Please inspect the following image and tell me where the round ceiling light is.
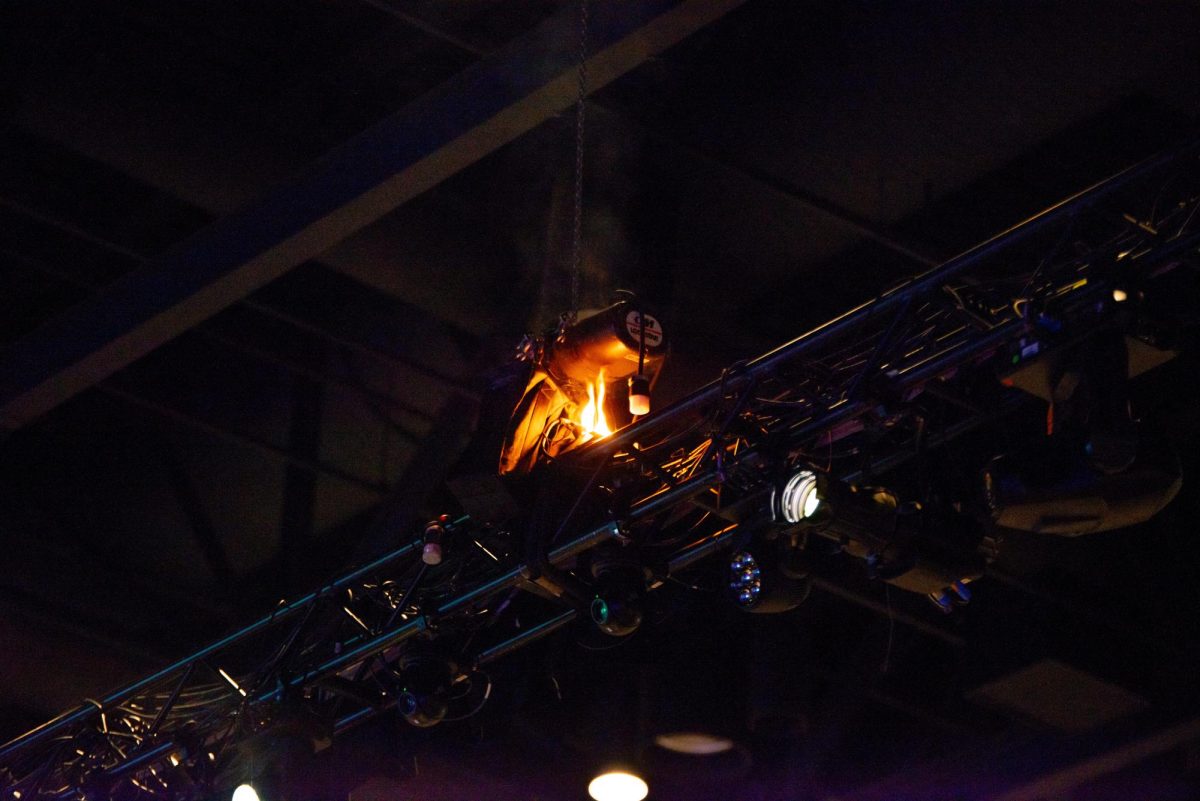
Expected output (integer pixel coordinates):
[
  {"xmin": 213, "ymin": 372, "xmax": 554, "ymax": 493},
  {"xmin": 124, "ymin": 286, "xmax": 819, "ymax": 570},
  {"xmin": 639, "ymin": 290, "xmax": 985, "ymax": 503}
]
[
  {"xmin": 654, "ymin": 731, "xmax": 736, "ymax": 755},
  {"xmin": 231, "ymin": 785, "xmax": 261, "ymax": 801},
  {"xmin": 588, "ymin": 770, "xmax": 649, "ymax": 801}
]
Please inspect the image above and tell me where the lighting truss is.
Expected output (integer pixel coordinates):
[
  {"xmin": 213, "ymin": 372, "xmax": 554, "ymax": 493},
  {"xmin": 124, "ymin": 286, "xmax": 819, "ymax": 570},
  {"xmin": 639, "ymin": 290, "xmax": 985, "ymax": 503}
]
[{"xmin": 3, "ymin": 139, "xmax": 1200, "ymax": 799}]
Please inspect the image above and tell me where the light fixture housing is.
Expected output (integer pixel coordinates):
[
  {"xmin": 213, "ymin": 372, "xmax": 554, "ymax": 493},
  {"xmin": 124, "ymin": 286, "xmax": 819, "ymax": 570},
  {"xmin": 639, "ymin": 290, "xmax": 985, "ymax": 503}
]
[
  {"xmin": 726, "ymin": 536, "xmax": 811, "ymax": 614},
  {"xmin": 588, "ymin": 547, "xmax": 645, "ymax": 637},
  {"xmin": 391, "ymin": 647, "xmax": 459, "ymax": 727}
]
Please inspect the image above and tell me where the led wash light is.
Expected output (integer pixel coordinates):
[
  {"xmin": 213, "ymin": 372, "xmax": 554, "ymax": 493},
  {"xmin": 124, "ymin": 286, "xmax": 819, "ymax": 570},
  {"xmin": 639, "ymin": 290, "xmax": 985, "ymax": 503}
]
[{"xmin": 728, "ymin": 551, "xmax": 763, "ymax": 608}]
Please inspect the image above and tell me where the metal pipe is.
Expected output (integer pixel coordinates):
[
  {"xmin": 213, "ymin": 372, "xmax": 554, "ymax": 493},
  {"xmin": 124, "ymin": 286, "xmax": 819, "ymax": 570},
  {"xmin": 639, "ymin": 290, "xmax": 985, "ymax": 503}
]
[
  {"xmin": 580, "ymin": 139, "xmax": 1197, "ymax": 459},
  {"xmin": 809, "ymin": 577, "xmax": 964, "ymax": 647},
  {"xmin": 0, "ymin": 539, "xmax": 420, "ymax": 761},
  {"xmin": 437, "ymin": 521, "xmax": 620, "ymax": 615},
  {"xmin": 667, "ymin": 528, "xmax": 738, "ymax": 574},
  {"xmin": 146, "ymin": 662, "xmax": 195, "ymax": 740},
  {"xmin": 476, "ymin": 610, "xmax": 578, "ymax": 666},
  {"xmin": 281, "ymin": 616, "xmax": 427, "ymax": 693}
]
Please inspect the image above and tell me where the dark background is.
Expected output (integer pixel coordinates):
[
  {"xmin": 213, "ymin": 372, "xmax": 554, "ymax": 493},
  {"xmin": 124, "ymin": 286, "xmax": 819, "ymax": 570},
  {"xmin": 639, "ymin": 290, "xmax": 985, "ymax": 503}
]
[{"xmin": 1, "ymin": 2, "xmax": 1199, "ymax": 798}]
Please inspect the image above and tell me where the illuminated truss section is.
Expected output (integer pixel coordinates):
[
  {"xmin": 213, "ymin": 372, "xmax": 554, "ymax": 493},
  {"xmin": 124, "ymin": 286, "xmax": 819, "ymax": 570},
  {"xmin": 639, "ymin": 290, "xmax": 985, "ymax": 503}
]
[{"xmin": 3, "ymin": 140, "xmax": 1200, "ymax": 800}]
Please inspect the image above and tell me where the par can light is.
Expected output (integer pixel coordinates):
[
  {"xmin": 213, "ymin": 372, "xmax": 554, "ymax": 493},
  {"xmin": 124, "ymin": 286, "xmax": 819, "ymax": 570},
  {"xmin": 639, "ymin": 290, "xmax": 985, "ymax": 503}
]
[
  {"xmin": 728, "ymin": 551, "xmax": 763, "ymax": 608},
  {"xmin": 774, "ymin": 469, "xmax": 823, "ymax": 524}
]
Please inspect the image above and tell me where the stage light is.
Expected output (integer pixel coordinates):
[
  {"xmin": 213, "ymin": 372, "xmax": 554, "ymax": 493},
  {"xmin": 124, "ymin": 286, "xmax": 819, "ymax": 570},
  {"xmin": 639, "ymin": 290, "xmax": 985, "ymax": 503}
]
[
  {"xmin": 588, "ymin": 771, "xmax": 649, "ymax": 801},
  {"xmin": 726, "ymin": 538, "xmax": 811, "ymax": 614},
  {"xmin": 231, "ymin": 784, "xmax": 260, "ymax": 801},
  {"xmin": 588, "ymin": 547, "xmax": 645, "ymax": 637},
  {"xmin": 392, "ymin": 648, "xmax": 458, "ymax": 728},
  {"xmin": 728, "ymin": 551, "xmax": 763, "ymax": 608},
  {"xmin": 984, "ymin": 433, "xmax": 1181, "ymax": 535},
  {"xmin": 773, "ymin": 469, "xmax": 822, "ymax": 523},
  {"xmin": 1112, "ymin": 287, "xmax": 1129, "ymax": 303},
  {"xmin": 498, "ymin": 298, "xmax": 668, "ymax": 475}
]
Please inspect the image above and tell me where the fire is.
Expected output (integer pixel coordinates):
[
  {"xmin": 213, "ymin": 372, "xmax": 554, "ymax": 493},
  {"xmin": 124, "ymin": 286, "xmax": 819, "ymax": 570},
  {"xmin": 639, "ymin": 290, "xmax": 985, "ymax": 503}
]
[{"xmin": 578, "ymin": 369, "xmax": 612, "ymax": 441}]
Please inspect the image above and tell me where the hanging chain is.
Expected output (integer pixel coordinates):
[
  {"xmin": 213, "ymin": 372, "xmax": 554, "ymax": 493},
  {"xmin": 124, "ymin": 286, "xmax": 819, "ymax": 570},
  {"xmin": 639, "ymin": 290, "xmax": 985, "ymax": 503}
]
[{"xmin": 567, "ymin": 0, "xmax": 590, "ymax": 325}]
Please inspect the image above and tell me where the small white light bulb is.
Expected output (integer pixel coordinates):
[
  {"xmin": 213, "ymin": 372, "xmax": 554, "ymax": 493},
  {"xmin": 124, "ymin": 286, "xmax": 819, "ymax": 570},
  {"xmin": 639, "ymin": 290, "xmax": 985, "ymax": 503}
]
[
  {"xmin": 422, "ymin": 541, "xmax": 443, "ymax": 565},
  {"xmin": 628, "ymin": 374, "xmax": 651, "ymax": 416}
]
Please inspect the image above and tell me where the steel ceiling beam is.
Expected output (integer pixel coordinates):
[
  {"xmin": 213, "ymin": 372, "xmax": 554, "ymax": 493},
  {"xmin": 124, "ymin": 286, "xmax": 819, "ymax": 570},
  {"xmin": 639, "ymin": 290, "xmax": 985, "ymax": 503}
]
[
  {"xmin": 370, "ymin": 1, "xmax": 945, "ymax": 269},
  {"xmin": 990, "ymin": 718, "xmax": 1200, "ymax": 801},
  {"xmin": 0, "ymin": 0, "xmax": 749, "ymax": 431}
]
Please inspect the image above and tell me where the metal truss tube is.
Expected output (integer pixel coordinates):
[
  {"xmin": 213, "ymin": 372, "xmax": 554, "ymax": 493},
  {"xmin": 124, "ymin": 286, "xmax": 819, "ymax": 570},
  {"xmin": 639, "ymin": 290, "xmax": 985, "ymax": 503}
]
[
  {"xmin": 588, "ymin": 139, "xmax": 1198, "ymax": 458},
  {"xmin": 281, "ymin": 616, "xmax": 428, "ymax": 695},
  {"xmin": 437, "ymin": 522, "xmax": 620, "ymax": 616},
  {"xmin": 667, "ymin": 527, "xmax": 739, "ymax": 574},
  {"xmin": 0, "ymin": 539, "xmax": 420, "ymax": 762},
  {"xmin": 476, "ymin": 610, "xmax": 579, "ymax": 666}
]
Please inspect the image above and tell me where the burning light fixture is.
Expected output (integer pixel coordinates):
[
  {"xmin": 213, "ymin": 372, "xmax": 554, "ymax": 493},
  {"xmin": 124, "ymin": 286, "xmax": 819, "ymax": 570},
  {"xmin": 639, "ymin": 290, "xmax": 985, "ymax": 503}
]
[
  {"xmin": 579, "ymin": 368, "xmax": 613, "ymax": 442},
  {"xmin": 499, "ymin": 298, "xmax": 667, "ymax": 475}
]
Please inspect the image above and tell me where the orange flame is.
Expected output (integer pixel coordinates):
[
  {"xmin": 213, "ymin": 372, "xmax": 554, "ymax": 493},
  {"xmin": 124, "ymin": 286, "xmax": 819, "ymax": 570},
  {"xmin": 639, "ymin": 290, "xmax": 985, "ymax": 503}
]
[{"xmin": 578, "ymin": 369, "xmax": 612, "ymax": 441}]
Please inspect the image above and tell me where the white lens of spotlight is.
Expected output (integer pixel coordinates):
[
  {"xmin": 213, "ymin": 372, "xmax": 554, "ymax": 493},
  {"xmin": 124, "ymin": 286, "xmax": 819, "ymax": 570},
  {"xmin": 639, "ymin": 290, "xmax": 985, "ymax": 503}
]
[
  {"xmin": 779, "ymin": 470, "xmax": 820, "ymax": 523},
  {"xmin": 1112, "ymin": 288, "xmax": 1128, "ymax": 303},
  {"xmin": 232, "ymin": 784, "xmax": 261, "ymax": 801},
  {"xmin": 588, "ymin": 771, "xmax": 649, "ymax": 801}
]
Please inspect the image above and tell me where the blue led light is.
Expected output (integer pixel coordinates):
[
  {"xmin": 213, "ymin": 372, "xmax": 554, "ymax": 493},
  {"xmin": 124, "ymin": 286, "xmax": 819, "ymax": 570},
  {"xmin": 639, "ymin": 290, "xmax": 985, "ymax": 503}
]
[{"xmin": 729, "ymin": 552, "xmax": 763, "ymax": 608}]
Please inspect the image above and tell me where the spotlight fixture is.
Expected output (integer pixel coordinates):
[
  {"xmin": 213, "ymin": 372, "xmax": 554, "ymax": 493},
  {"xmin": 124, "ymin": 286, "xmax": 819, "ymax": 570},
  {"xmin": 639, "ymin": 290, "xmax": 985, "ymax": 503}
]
[
  {"xmin": 588, "ymin": 771, "xmax": 649, "ymax": 801},
  {"xmin": 499, "ymin": 297, "xmax": 668, "ymax": 475},
  {"xmin": 588, "ymin": 547, "xmax": 645, "ymax": 637},
  {"xmin": 391, "ymin": 647, "xmax": 459, "ymax": 728},
  {"xmin": 765, "ymin": 466, "xmax": 991, "ymax": 600},
  {"xmin": 773, "ymin": 469, "xmax": 823, "ymax": 523},
  {"xmin": 988, "ymin": 331, "xmax": 1181, "ymax": 535},
  {"xmin": 984, "ymin": 432, "xmax": 1181, "ymax": 535}
]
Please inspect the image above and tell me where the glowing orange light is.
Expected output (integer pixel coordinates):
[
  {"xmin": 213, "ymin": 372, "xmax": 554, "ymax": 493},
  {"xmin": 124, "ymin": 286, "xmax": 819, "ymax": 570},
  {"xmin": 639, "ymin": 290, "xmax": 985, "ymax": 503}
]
[{"xmin": 578, "ymin": 369, "xmax": 612, "ymax": 441}]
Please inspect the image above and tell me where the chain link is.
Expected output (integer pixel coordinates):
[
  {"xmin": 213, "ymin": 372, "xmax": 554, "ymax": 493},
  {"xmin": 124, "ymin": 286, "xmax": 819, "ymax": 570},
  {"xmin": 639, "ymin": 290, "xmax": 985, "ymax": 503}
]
[{"xmin": 568, "ymin": 0, "xmax": 589, "ymax": 324}]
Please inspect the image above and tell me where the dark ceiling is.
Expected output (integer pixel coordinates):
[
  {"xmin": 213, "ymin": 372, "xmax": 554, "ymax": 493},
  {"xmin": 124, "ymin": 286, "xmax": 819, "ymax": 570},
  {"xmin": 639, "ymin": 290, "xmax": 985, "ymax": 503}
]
[{"xmin": 2, "ymin": 1, "xmax": 1200, "ymax": 799}]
